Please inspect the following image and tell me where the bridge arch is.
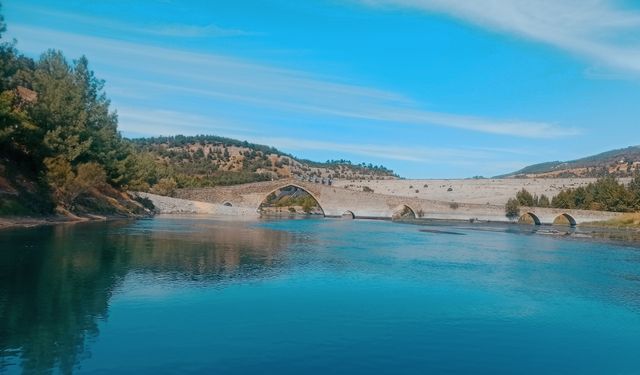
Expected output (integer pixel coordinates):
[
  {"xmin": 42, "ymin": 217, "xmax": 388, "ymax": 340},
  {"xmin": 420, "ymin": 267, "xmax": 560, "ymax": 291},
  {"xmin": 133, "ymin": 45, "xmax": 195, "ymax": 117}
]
[
  {"xmin": 223, "ymin": 201, "xmax": 233, "ymax": 207},
  {"xmin": 553, "ymin": 213, "xmax": 577, "ymax": 227},
  {"xmin": 342, "ymin": 210, "xmax": 355, "ymax": 219},
  {"xmin": 518, "ymin": 212, "xmax": 541, "ymax": 225},
  {"xmin": 257, "ymin": 184, "xmax": 325, "ymax": 216},
  {"xmin": 392, "ymin": 204, "xmax": 416, "ymax": 220}
]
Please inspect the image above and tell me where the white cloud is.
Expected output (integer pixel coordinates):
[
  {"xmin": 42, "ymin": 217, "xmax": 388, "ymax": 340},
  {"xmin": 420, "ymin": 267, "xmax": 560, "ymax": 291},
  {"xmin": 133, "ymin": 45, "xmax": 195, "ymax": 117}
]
[
  {"xmin": 7, "ymin": 24, "xmax": 575, "ymax": 139},
  {"xmin": 359, "ymin": 0, "xmax": 640, "ymax": 75},
  {"xmin": 118, "ymin": 106, "xmax": 525, "ymax": 166},
  {"xmin": 12, "ymin": 4, "xmax": 252, "ymax": 38}
]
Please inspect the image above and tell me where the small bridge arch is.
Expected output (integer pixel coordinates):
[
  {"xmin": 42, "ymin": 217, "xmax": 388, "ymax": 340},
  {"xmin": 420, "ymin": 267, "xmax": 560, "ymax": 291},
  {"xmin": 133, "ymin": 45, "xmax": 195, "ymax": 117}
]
[
  {"xmin": 392, "ymin": 204, "xmax": 416, "ymax": 220},
  {"xmin": 553, "ymin": 213, "xmax": 577, "ymax": 227},
  {"xmin": 342, "ymin": 210, "xmax": 355, "ymax": 219},
  {"xmin": 519, "ymin": 212, "xmax": 541, "ymax": 225}
]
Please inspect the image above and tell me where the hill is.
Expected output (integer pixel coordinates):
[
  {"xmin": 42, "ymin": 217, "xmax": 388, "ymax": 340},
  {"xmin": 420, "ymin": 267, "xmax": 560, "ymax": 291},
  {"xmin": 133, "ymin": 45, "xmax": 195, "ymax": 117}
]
[
  {"xmin": 498, "ymin": 146, "xmax": 640, "ymax": 178},
  {"xmin": 129, "ymin": 135, "xmax": 398, "ymax": 189}
]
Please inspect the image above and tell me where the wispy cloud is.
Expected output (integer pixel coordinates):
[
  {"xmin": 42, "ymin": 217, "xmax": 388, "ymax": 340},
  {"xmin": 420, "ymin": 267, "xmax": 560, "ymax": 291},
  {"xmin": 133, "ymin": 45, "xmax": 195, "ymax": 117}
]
[
  {"xmin": 119, "ymin": 106, "xmax": 508, "ymax": 165},
  {"xmin": 8, "ymin": 24, "xmax": 574, "ymax": 139},
  {"xmin": 359, "ymin": 0, "xmax": 640, "ymax": 75},
  {"xmin": 13, "ymin": 4, "xmax": 252, "ymax": 38}
]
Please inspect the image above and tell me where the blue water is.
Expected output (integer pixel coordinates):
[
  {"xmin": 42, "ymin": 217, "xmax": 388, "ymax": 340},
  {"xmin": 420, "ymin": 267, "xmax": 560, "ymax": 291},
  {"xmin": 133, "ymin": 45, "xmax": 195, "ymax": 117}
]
[{"xmin": 1, "ymin": 217, "xmax": 640, "ymax": 374}]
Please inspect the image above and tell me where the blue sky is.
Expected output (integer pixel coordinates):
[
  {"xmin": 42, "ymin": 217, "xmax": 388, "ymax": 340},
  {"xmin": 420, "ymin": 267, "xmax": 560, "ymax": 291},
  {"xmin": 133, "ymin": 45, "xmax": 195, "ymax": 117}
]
[{"xmin": 4, "ymin": 0, "xmax": 640, "ymax": 178}]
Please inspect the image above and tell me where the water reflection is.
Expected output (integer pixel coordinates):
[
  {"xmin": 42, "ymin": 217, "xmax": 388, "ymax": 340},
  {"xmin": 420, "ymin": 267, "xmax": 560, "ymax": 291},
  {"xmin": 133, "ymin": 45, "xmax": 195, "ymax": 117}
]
[
  {"xmin": 0, "ymin": 217, "xmax": 295, "ymax": 374},
  {"xmin": 2, "ymin": 217, "xmax": 640, "ymax": 374}
]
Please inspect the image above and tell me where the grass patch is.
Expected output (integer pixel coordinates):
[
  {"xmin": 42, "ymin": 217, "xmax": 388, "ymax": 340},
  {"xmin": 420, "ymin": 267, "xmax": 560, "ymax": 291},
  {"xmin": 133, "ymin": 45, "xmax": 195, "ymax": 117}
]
[{"xmin": 585, "ymin": 213, "xmax": 640, "ymax": 228}]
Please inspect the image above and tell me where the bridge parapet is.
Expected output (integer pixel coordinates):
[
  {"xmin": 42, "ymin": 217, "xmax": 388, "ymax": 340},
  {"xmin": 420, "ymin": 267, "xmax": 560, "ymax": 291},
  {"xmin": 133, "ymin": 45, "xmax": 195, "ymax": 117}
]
[{"xmin": 173, "ymin": 179, "xmax": 624, "ymax": 224}]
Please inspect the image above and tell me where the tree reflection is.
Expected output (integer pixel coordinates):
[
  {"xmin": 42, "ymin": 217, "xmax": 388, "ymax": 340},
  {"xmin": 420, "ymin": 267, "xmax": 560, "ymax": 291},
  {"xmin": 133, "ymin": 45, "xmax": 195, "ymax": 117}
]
[{"xmin": 0, "ymin": 218, "xmax": 293, "ymax": 374}]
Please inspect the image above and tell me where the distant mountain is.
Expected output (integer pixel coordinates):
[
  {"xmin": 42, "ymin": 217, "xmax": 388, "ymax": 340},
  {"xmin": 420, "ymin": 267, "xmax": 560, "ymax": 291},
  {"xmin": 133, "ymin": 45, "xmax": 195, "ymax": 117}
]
[
  {"xmin": 130, "ymin": 135, "xmax": 399, "ymax": 187},
  {"xmin": 497, "ymin": 146, "xmax": 640, "ymax": 178}
]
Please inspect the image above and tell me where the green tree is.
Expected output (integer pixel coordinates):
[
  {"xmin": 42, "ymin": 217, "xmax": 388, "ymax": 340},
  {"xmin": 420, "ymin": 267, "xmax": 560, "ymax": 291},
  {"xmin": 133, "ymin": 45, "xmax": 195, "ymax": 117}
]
[
  {"xmin": 537, "ymin": 194, "xmax": 550, "ymax": 208},
  {"xmin": 73, "ymin": 55, "xmax": 124, "ymax": 182},
  {"xmin": 505, "ymin": 198, "xmax": 520, "ymax": 220},
  {"xmin": 516, "ymin": 188, "xmax": 534, "ymax": 206},
  {"xmin": 32, "ymin": 50, "xmax": 91, "ymax": 163},
  {"xmin": 628, "ymin": 173, "xmax": 640, "ymax": 209}
]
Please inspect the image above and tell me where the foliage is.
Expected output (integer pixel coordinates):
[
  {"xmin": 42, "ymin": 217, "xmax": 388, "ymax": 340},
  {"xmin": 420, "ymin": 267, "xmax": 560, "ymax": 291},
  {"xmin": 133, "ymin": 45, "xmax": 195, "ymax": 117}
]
[
  {"xmin": 505, "ymin": 198, "xmax": 520, "ymax": 220},
  {"xmin": 509, "ymin": 177, "xmax": 640, "ymax": 213},
  {"xmin": 537, "ymin": 194, "xmax": 550, "ymax": 207},
  {"xmin": 516, "ymin": 188, "xmax": 534, "ymax": 206},
  {"xmin": 150, "ymin": 177, "xmax": 177, "ymax": 197}
]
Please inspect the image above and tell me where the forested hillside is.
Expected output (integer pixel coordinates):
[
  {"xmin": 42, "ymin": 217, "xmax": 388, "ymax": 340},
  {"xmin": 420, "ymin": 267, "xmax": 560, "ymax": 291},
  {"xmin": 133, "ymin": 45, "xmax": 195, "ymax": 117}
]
[
  {"xmin": 499, "ymin": 146, "xmax": 640, "ymax": 178},
  {"xmin": 0, "ymin": 6, "xmax": 154, "ymax": 217},
  {"xmin": 0, "ymin": 6, "xmax": 396, "ymax": 217},
  {"xmin": 130, "ymin": 135, "xmax": 398, "ymax": 190}
]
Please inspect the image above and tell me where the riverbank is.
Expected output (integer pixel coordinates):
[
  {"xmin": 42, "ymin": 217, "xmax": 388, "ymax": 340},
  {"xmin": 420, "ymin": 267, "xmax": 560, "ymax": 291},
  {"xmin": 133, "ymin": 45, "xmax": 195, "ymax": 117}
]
[{"xmin": 0, "ymin": 211, "xmax": 152, "ymax": 231}]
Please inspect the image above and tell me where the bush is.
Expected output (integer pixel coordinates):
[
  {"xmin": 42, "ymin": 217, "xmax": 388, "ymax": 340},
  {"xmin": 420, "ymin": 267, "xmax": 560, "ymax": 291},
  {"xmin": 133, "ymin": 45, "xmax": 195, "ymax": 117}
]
[
  {"xmin": 505, "ymin": 198, "xmax": 520, "ymax": 220},
  {"xmin": 151, "ymin": 177, "xmax": 177, "ymax": 197},
  {"xmin": 362, "ymin": 186, "xmax": 374, "ymax": 193},
  {"xmin": 449, "ymin": 202, "xmax": 459, "ymax": 210},
  {"xmin": 44, "ymin": 159, "xmax": 107, "ymax": 209}
]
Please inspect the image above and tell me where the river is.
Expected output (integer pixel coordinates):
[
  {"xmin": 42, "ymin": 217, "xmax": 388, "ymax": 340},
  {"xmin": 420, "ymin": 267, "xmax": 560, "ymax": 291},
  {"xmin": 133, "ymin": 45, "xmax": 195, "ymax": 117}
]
[{"xmin": 1, "ymin": 216, "xmax": 640, "ymax": 374}]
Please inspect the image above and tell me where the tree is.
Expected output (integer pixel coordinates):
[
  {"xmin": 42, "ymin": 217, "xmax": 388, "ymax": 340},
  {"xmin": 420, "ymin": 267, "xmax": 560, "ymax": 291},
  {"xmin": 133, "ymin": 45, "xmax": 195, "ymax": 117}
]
[
  {"xmin": 73, "ymin": 55, "xmax": 124, "ymax": 182},
  {"xmin": 32, "ymin": 50, "xmax": 91, "ymax": 164},
  {"xmin": 516, "ymin": 188, "xmax": 534, "ymax": 206},
  {"xmin": 538, "ymin": 194, "xmax": 550, "ymax": 208},
  {"xmin": 505, "ymin": 198, "xmax": 520, "ymax": 220},
  {"xmin": 44, "ymin": 158, "xmax": 106, "ymax": 209},
  {"xmin": 628, "ymin": 173, "xmax": 640, "ymax": 209}
]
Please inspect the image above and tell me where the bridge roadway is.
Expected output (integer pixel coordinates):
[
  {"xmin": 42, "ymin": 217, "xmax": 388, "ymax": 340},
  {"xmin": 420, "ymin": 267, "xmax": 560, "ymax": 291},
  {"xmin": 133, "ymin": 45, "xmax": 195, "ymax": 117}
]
[{"xmin": 156, "ymin": 178, "xmax": 623, "ymax": 225}]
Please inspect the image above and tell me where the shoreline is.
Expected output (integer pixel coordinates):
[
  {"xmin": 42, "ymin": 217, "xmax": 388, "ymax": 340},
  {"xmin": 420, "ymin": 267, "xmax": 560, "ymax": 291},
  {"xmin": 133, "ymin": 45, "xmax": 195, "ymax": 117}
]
[{"xmin": 0, "ymin": 213, "xmax": 149, "ymax": 231}]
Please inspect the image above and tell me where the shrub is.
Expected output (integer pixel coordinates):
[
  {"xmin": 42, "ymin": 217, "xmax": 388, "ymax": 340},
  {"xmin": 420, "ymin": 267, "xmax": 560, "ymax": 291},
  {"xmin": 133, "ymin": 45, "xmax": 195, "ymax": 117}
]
[
  {"xmin": 362, "ymin": 186, "xmax": 374, "ymax": 193},
  {"xmin": 449, "ymin": 202, "xmax": 459, "ymax": 210},
  {"xmin": 151, "ymin": 177, "xmax": 177, "ymax": 197},
  {"xmin": 505, "ymin": 198, "xmax": 520, "ymax": 220},
  {"xmin": 44, "ymin": 159, "xmax": 107, "ymax": 209}
]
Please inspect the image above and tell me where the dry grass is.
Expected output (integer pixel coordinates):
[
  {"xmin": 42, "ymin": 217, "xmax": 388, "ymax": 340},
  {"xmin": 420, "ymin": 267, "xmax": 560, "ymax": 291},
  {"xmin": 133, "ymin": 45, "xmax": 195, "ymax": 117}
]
[{"xmin": 585, "ymin": 213, "xmax": 640, "ymax": 228}]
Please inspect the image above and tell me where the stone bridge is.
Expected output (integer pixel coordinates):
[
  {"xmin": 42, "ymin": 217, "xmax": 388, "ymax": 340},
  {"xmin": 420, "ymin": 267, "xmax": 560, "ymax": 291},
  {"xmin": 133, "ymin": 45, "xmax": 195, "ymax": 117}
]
[{"xmin": 156, "ymin": 178, "xmax": 623, "ymax": 226}]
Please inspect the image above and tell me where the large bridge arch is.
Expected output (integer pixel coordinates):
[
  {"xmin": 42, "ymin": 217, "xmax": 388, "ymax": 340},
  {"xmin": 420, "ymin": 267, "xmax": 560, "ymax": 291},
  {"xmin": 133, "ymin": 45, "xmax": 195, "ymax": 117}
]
[
  {"xmin": 519, "ymin": 212, "xmax": 541, "ymax": 225},
  {"xmin": 257, "ymin": 184, "xmax": 325, "ymax": 216}
]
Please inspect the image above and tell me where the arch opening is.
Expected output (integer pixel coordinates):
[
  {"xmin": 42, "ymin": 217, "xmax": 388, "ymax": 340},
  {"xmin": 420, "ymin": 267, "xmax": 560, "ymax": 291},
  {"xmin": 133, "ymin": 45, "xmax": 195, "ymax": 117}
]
[
  {"xmin": 258, "ymin": 185, "xmax": 325, "ymax": 217},
  {"xmin": 223, "ymin": 202, "xmax": 233, "ymax": 207},
  {"xmin": 392, "ymin": 204, "xmax": 416, "ymax": 220},
  {"xmin": 341, "ymin": 210, "xmax": 355, "ymax": 219},
  {"xmin": 518, "ymin": 212, "xmax": 541, "ymax": 225},
  {"xmin": 553, "ymin": 213, "xmax": 577, "ymax": 227}
]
